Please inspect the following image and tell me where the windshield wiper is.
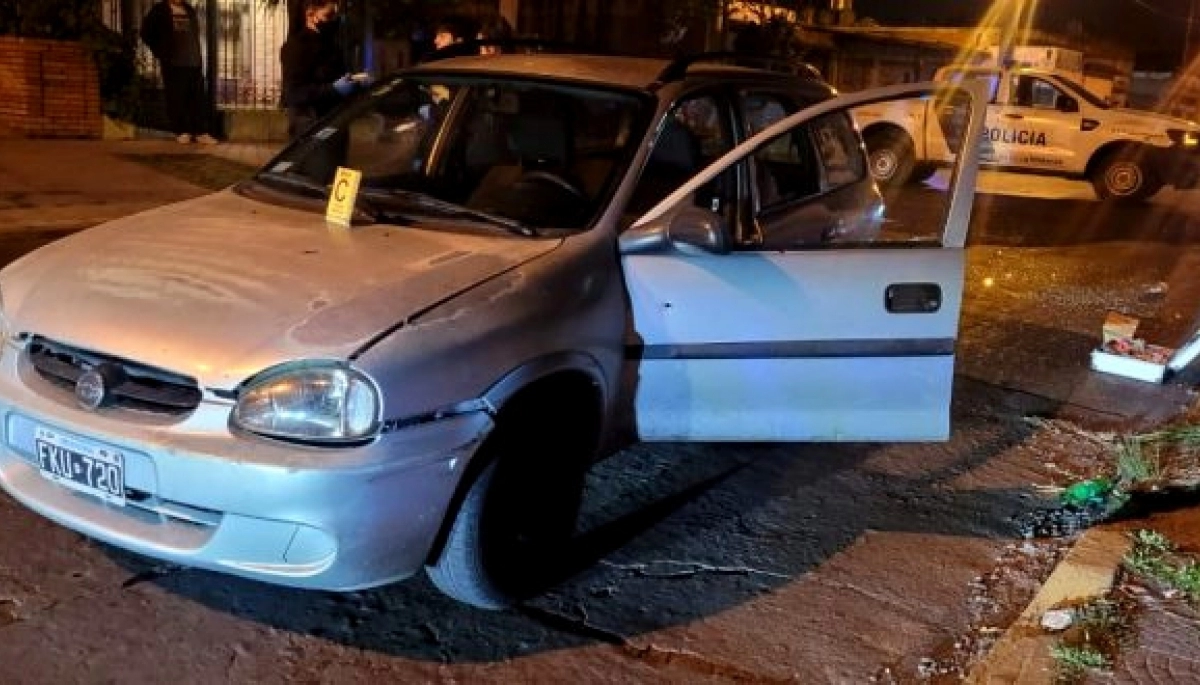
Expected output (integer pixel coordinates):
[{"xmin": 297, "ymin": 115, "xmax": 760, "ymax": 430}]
[
  {"xmin": 358, "ymin": 188, "xmax": 537, "ymax": 237},
  {"xmin": 254, "ymin": 170, "xmax": 381, "ymax": 222},
  {"xmin": 254, "ymin": 170, "xmax": 330, "ymax": 198}
]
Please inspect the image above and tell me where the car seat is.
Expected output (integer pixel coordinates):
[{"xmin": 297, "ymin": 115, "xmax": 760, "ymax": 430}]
[{"xmin": 467, "ymin": 94, "xmax": 589, "ymax": 227}]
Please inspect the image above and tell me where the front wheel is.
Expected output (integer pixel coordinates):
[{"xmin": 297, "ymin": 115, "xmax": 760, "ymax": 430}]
[
  {"xmin": 426, "ymin": 421, "xmax": 586, "ymax": 610},
  {"xmin": 1091, "ymin": 151, "xmax": 1162, "ymax": 202}
]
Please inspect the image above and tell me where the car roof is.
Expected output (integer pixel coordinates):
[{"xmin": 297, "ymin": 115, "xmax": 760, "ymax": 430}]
[
  {"xmin": 940, "ymin": 65, "xmax": 1070, "ymax": 79},
  {"xmin": 409, "ymin": 53, "xmax": 831, "ymax": 95}
]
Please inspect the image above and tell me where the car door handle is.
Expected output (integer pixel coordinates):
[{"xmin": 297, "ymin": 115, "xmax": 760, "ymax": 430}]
[
  {"xmin": 1003, "ymin": 112, "xmax": 1024, "ymax": 120},
  {"xmin": 885, "ymin": 283, "xmax": 942, "ymax": 313}
]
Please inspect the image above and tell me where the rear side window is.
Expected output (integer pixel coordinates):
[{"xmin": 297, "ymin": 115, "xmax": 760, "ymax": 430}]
[
  {"xmin": 740, "ymin": 92, "xmax": 865, "ymax": 211},
  {"xmin": 741, "ymin": 92, "xmax": 819, "ymax": 209},
  {"xmin": 811, "ymin": 113, "xmax": 865, "ymax": 190}
]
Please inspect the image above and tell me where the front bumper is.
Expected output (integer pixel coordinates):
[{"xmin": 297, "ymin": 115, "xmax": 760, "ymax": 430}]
[{"xmin": 0, "ymin": 345, "xmax": 491, "ymax": 591}]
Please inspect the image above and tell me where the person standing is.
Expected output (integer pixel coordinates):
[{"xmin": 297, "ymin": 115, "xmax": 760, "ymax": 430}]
[
  {"xmin": 280, "ymin": 0, "xmax": 361, "ymax": 139},
  {"xmin": 140, "ymin": 0, "xmax": 218, "ymax": 145},
  {"xmin": 418, "ymin": 15, "xmax": 476, "ymax": 62},
  {"xmin": 476, "ymin": 15, "xmax": 513, "ymax": 55}
]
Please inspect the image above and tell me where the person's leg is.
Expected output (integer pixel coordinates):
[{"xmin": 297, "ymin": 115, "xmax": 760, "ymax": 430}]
[
  {"xmin": 287, "ymin": 107, "xmax": 316, "ymax": 139},
  {"xmin": 161, "ymin": 66, "xmax": 191, "ymax": 142},
  {"xmin": 183, "ymin": 67, "xmax": 218, "ymax": 144}
]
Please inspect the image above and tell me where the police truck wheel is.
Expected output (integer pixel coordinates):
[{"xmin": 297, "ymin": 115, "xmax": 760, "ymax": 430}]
[
  {"xmin": 865, "ymin": 129, "xmax": 916, "ymax": 189},
  {"xmin": 1092, "ymin": 152, "xmax": 1161, "ymax": 202}
]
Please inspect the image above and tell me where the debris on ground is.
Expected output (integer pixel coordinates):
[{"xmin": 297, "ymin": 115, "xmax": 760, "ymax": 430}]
[
  {"xmin": 1060, "ymin": 478, "xmax": 1113, "ymax": 508},
  {"xmin": 1040, "ymin": 608, "xmax": 1074, "ymax": 631}
]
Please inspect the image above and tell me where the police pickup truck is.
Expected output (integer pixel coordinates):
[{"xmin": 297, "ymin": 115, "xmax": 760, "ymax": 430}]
[{"xmin": 854, "ymin": 64, "xmax": 1200, "ymax": 202}]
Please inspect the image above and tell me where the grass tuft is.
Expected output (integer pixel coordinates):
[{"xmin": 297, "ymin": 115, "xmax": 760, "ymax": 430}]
[
  {"xmin": 1114, "ymin": 437, "xmax": 1161, "ymax": 489},
  {"xmin": 1049, "ymin": 597, "xmax": 1131, "ymax": 683},
  {"xmin": 1124, "ymin": 529, "xmax": 1200, "ymax": 602},
  {"xmin": 1050, "ymin": 643, "xmax": 1109, "ymax": 682}
]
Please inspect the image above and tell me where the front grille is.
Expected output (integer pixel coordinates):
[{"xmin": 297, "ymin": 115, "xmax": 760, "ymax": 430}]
[{"xmin": 27, "ymin": 336, "xmax": 203, "ymax": 415}]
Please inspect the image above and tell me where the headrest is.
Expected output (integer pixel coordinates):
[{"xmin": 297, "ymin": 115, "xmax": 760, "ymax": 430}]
[{"xmin": 508, "ymin": 94, "xmax": 571, "ymax": 167}]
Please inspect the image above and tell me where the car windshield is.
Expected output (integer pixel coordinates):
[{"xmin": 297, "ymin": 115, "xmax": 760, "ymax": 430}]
[{"xmin": 253, "ymin": 74, "xmax": 649, "ymax": 233}]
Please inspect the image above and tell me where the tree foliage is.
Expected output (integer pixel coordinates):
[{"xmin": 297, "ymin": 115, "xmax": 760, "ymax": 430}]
[{"xmin": 0, "ymin": 0, "xmax": 104, "ymax": 39}]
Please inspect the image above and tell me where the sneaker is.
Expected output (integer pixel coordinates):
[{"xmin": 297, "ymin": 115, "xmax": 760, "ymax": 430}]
[
  {"xmin": 194, "ymin": 134, "xmax": 219, "ymax": 145},
  {"xmin": 176, "ymin": 133, "xmax": 193, "ymax": 144}
]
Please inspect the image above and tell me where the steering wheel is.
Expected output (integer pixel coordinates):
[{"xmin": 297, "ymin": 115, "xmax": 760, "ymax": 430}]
[{"xmin": 521, "ymin": 170, "xmax": 585, "ymax": 200}]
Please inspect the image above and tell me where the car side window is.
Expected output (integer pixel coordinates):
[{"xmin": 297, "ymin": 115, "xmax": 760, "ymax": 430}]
[
  {"xmin": 812, "ymin": 113, "xmax": 866, "ymax": 191},
  {"xmin": 624, "ymin": 93, "xmax": 736, "ymax": 224},
  {"xmin": 741, "ymin": 92, "xmax": 820, "ymax": 212},
  {"xmin": 1012, "ymin": 76, "xmax": 1063, "ymax": 109},
  {"xmin": 743, "ymin": 93, "xmax": 872, "ymax": 211},
  {"xmin": 741, "ymin": 91, "xmax": 881, "ymax": 250}
]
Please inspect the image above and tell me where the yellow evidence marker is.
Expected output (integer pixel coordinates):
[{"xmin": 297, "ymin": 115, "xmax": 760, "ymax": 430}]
[{"xmin": 325, "ymin": 166, "xmax": 363, "ymax": 227}]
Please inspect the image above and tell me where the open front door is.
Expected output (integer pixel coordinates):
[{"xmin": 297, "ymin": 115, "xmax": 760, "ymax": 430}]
[{"xmin": 620, "ymin": 81, "xmax": 987, "ymax": 442}]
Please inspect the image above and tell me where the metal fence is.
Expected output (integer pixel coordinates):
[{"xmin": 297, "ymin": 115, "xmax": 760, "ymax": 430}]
[{"xmin": 102, "ymin": 0, "xmax": 288, "ymax": 115}]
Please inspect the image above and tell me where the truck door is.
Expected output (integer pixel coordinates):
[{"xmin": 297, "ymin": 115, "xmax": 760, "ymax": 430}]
[
  {"xmin": 619, "ymin": 81, "xmax": 988, "ymax": 442},
  {"xmin": 991, "ymin": 73, "xmax": 1082, "ymax": 171}
]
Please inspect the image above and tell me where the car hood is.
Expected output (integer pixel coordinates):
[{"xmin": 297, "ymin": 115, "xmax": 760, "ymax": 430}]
[
  {"xmin": 1109, "ymin": 109, "xmax": 1199, "ymax": 133},
  {"xmin": 0, "ymin": 190, "xmax": 560, "ymax": 390}
]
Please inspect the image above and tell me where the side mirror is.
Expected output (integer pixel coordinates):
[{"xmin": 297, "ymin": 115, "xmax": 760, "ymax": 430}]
[
  {"xmin": 619, "ymin": 207, "xmax": 729, "ymax": 255},
  {"xmin": 667, "ymin": 207, "xmax": 729, "ymax": 255},
  {"xmin": 1055, "ymin": 95, "xmax": 1079, "ymax": 113}
]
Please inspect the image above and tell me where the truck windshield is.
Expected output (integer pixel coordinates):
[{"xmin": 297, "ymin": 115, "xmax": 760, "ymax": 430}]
[{"xmin": 251, "ymin": 75, "xmax": 649, "ymax": 232}]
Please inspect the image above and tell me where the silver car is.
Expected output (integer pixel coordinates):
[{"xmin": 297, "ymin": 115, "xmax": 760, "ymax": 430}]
[{"xmin": 0, "ymin": 52, "xmax": 987, "ymax": 609}]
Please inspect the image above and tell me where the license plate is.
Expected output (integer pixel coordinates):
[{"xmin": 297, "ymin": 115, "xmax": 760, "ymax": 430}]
[{"xmin": 34, "ymin": 426, "xmax": 126, "ymax": 506}]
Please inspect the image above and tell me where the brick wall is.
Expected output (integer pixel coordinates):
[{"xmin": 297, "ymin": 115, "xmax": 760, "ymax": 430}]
[{"xmin": 0, "ymin": 37, "xmax": 101, "ymax": 139}]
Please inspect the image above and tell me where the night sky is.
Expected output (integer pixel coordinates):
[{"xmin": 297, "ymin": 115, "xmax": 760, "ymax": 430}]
[{"xmin": 854, "ymin": 0, "xmax": 1191, "ymax": 66}]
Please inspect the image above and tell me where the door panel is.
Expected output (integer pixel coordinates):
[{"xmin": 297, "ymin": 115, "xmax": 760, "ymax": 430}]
[
  {"xmin": 621, "ymin": 81, "xmax": 987, "ymax": 443},
  {"xmin": 626, "ymin": 249, "xmax": 963, "ymax": 441},
  {"xmin": 989, "ymin": 75, "xmax": 1080, "ymax": 170}
]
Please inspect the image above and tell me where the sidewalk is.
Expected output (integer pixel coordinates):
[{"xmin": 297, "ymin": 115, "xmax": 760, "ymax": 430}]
[
  {"xmin": 0, "ymin": 138, "xmax": 280, "ymax": 235},
  {"xmin": 968, "ymin": 499, "xmax": 1200, "ymax": 683}
]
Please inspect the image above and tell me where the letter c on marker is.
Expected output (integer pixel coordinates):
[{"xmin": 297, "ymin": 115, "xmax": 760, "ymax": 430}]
[{"xmin": 334, "ymin": 178, "xmax": 348, "ymax": 202}]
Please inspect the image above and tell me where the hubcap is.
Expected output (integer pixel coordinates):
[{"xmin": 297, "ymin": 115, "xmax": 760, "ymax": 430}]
[
  {"xmin": 871, "ymin": 149, "xmax": 898, "ymax": 180},
  {"xmin": 1106, "ymin": 162, "xmax": 1143, "ymax": 196}
]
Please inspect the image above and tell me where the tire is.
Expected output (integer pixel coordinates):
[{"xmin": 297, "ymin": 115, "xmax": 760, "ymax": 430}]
[
  {"xmin": 865, "ymin": 128, "xmax": 916, "ymax": 188},
  {"xmin": 1091, "ymin": 150, "xmax": 1162, "ymax": 202},
  {"xmin": 426, "ymin": 411, "xmax": 586, "ymax": 610}
]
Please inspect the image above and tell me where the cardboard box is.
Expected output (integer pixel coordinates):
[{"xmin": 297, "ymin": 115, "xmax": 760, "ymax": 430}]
[
  {"xmin": 1091, "ymin": 347, "xmax": 1169, "ymax": 383},
  {"xmin": 1090, "ymin": 311, "xmax": 1200, "ymax": 383}
]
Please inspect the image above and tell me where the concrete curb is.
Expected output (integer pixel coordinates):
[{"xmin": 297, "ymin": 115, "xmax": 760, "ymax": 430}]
[{"xmin": 965, "ymin": 528, "xmax": 1131, "ymax": 684}]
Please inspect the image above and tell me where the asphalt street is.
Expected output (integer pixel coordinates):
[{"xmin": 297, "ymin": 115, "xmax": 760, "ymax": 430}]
[{"xmin": 0, "ymin": 141, "xmax": 1198, "ymax": 683}]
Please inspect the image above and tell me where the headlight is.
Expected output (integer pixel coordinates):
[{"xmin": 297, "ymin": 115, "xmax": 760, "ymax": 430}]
[
  {"xmin": 233, "ymin": 364, "xmax": 381, "ymax": 444},
  {"xmin": 1167, "ymin": 128, "xmax": 1200, "ymax": 148}
]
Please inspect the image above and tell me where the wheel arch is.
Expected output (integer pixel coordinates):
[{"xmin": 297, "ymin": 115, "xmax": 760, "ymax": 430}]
[
  {"xmin": 1085, "ymin": 140, "xmax": 1143, "ymax": 179},
  {"xmin": 424, "ymin": 352, "xmax": 608, "ymax": 565},
  {"xmin": 861, "ymin": 121, "xmax": 915, "ymax": 150}
]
